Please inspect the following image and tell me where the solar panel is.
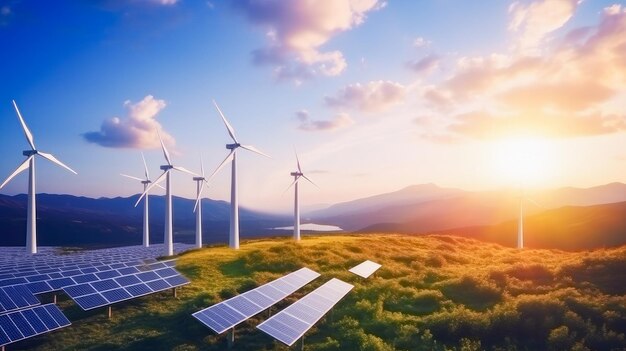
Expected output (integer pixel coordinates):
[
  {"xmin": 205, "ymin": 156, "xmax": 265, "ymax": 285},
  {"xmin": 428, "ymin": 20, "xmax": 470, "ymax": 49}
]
[
  {"xmin": 348, "ymin": 260, "xmax": 381, "ymax": 278},
  {"xmin": 0, "ymin": 304, "xmax": 71, "ymax": 347},
  {"xmin": 0, "ymin": 286, "xmax": 40, "ymax": 315},
  {"xmin": 257, "ymin": 278, "xmax": 353, "ymax": 346},
  {"xmin": 192, "ymin": 267, "xmax": 320, "ymax": 335}
]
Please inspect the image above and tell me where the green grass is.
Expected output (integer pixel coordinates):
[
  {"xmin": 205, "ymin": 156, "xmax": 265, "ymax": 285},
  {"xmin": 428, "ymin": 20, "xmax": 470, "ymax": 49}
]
[{"xmin": 14, "ymin": 234, "xmax": 626, "ymax": 350}]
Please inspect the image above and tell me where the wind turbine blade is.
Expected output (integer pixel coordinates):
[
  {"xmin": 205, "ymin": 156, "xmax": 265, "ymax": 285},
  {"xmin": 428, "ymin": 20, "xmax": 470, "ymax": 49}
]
[
  {"xmin": 37, "ymin": 152, "xmax": 77, "ymax": 174},
  {"xmin": 301, "ymin": 174, "xmax": 319, "ymax": 188},
  {"xmin": 155, "ymin": 183, "xmax": 166, "ymax": 190},
  {"xmin": 12, "ymin": 100, "xmax": 36, "ymax": 150},
  {"xmin": 193, "ymin": 181, "xmax": 206, "ymax": 213},
  {"xmin": 294, "ymin": 149, "xmax": 302, "ymax": 173},
  {"xmin": 135, "ymin": 171, "xmax": 167, "ymax": 207},
  {"xmin": 0, "ymin": 156, "xmax": 33, "ymax": 189},
  {"xmin": 213, "ymin": 100, "xmax": 238, "ymax": 143},
  {"xmin": 525, "ymin": 197, "xmax": 544, "ymax": 208},
  {"xmin": 172, "ymin": 166, "xmax": 198, "ymax": 177},
  {"xmin": 156, "ymin": 130, "xmax": 172, "ymax": 165},
  {"xmin": 208, "ymin": 150, "xmax": 235, "ymax": 181},
  {"xmin": 200, "ymin": 157, "xmax": 205, "ymax": 177},
  {"xmin": 120, "ymin": 173, "xmax": 144, "ymax": 182},
  {"xmin": 282, "ymin": 176, "xmax": 300, "ymax": 195},
  {"xmin": 240, "ymin": 144, "xmax": 271, "ymax": 158},
  {"xmin": 141, "ymin": 152, "xmax": 149, "ymax": 180}
]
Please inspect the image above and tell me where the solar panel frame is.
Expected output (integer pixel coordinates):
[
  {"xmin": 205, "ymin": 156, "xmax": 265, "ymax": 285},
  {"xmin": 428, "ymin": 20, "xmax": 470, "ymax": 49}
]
[
  {"xmin": 0, "ymin": 304, "xmax": 71, "ymax": 347},
  {"xmin": 192, "ymin": 267, "xmax": 320, "ymax": 335},
  {"xmin": 257, "ymin": 278, "xmax": 354, "ymax": 346}
]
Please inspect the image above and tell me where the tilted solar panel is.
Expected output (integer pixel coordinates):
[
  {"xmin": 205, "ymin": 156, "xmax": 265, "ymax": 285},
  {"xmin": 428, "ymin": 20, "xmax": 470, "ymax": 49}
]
[
  {"xmin": 0, "ymin": 303, "xmax": 70, "ymax": 347},
  {"xmin": 257, "ymin": 278, "xmax": 353, "ymax": 346},
  {"xmin": 192, "ymin": 267, "xmax": 320, "ymax": 335},
  {"xmin": 0, "ymin": 285, "xmax": 40, "ymax": 315},
  {"xmin": 348, "ymin": 260, "xmax": 381, "ymax": 278}
]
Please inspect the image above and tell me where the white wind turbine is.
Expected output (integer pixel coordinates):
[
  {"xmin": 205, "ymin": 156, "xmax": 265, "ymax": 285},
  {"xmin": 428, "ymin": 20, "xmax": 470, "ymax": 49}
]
[
  {"xmin": 192, "ymin": 157, "xmax": 210, "ymax": 249},
  {"xmin": 120, "ymin": 152, "xmax": 164, "ymax": 248},
  {"xmin": 210, "ymin": 100, "xmax": 270, "ymax": 249},
  {"xmin": 516, "ymin": 186, "xmax": 542, "ymax": 249},
  {"xmin": 135, "ymin": 132, "xmax": 197, "ymax": 256},
  {"xmin": 0, "ymin": 100, "xmax": 77, "ymax": 254},
  {"xmin": 286, "ymin": 151, "xmax": 317, "ymax": 241}
]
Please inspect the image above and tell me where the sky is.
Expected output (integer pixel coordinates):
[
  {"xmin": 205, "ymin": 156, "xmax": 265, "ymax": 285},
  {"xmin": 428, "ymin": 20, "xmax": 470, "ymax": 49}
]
[{"xmin": 0, "ymin": 0, "xmax": 625, "ymax": 213}]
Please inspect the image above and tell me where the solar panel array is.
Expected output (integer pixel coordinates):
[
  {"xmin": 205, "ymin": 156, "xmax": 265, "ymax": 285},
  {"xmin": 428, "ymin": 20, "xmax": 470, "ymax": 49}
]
[
  {"xmin": 192, "ymin": 267, "xmax": 320, "ymax": 334},
  {"xmin": 0, "ymin": 243, "xmax": 193, "ymax": 347},
  {"xmin": 257, "ymin": 278, "xmax": 354, "ymax": 346},
  {"xmin": 63, "ymin": 261, "xmax": 189, "ymax": 310},
  {"xmin": 348, "ymin": 260, "xmax": 381, "ymax": 278},
  {"xmin": 0, "ymin": 304, "xmax": 70, "ymax": 347}
]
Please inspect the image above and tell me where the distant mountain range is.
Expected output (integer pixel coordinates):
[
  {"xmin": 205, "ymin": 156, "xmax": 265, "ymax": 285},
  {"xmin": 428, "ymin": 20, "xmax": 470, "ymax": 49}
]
[
  {"xmin": 1, "ymin": 182, "xmax": 625, "ymax": 250},
  {"xmin": 308, "ymin": 183, "xmax": 626, "ymax": 249},
  {"xmin": 0, "ymin": 193, "xmax": 289, "ymax": 247}
]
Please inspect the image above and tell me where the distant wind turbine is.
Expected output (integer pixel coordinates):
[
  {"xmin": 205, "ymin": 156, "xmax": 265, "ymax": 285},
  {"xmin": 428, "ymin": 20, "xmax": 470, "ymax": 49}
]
[
  {"xmin": 286, "ymin": 150, "xmax": 317, "ymax": 241},
  {"xmin": 120, "ymin": 152, "xmax": 164, "ymax": 247},
  {"xmin": 193, "ymin": 157, "xmax": 210, "ymax": 249},
  {"xmin": 517, "ymin": 187, "xmax": 542, "ymax": 249},
  {"xmin": 0, "ymin": 100, "xmax": 77, "ymax": 254},
  {"xmin": 210, "ymin": 100, "xmax": 270, "ymax": 249},
  {"xmin": 135, "ymin": 131, "xmax": 197, "ymax": 256}
]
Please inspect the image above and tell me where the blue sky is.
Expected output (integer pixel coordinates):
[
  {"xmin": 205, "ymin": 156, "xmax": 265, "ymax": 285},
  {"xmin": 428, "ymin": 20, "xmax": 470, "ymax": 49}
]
[{"xmin": 1, "ymin": 0, "xmax": 625, "ymax": 213}]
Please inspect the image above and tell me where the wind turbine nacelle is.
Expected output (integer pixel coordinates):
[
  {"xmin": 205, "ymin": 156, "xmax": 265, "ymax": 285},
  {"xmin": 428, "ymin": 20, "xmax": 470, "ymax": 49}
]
[
  {"xmin": 226, "ymin": 143, "xmax": 240, "ymax": 150},
  {"xmin": 141, "ymin": 180, "xmax": 151, "ymax": 185},
  {"xmin": 193, "ymin": 177, "xmax": 205, "ymax": 181},
  {"xmin": 291, "ymin": 172, "xmax": 302, "ymax": 177},
  {"xmin": 23, "ymin": 150, "xmax": 37, "ymax": 156},
  {"xmin": 160, "ymin": 165, "xmax": 174, "ymax": 171}
]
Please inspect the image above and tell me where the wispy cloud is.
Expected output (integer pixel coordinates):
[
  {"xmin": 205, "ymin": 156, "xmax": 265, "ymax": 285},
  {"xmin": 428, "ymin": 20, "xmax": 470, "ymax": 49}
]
[
  {"xmin": 83, "ymin": 95, "xmax": 175, "ymax": 149},
  {"xmin": 233, "ymin": 0, "xmax": 384, "ymax": 81},
  {"xmin": 296, "ymin": 110, "xmax": 354, "ymax": 132},
  {"xmin": 408, "ymin": 54, "xmax": 440, "ymax": 74},
  {"xmin": 326, "ymin": 80, "xmax": 407, "ymax": 113},
  {"xmin": 414, "ymin": 3, "xmax": 626, "ymax": 141}
]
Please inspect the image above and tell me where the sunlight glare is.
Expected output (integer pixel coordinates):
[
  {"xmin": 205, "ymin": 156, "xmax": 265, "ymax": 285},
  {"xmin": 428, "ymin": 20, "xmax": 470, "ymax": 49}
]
[{"xmin": 490, "ymin": 137, "xmax": 556, "ymax": 185}]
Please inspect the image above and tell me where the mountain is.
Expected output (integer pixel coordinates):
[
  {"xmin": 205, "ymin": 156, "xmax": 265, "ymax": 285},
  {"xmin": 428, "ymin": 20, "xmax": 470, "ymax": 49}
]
[
  {"xmin": 311, "ymin": 183, "xmax": 626, "ymax": 232},
  {"xmin": 0, "ymin": 193, "xmax": 289, "ymax": 247}
]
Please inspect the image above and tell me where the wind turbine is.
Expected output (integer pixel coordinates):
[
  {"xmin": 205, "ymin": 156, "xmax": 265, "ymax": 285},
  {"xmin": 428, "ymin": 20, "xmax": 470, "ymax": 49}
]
[
  {"xmin": 286, "ymin": 151, "xmax": 317, "ymax": 241},
  {"xmin": 120, "ymin": 152, "xmax": 164, "ymax": 248},
  {"xmin": 135, "ymin": 132, "xmax": 197, "ymax": 256},
  {"xmin": 516, "ymin": 186, "xmax": 542, "ymax": 249},
  {"xmin": 0, "ymin": 100, "xmax": 77, "ymax": 254},
  {"xmin": 210, "ymin": 100, "xmax": 270, "ymax": 249},
  {"xmin": 192, "ymin": 157, "xmax": 210, "ymax": 249}
]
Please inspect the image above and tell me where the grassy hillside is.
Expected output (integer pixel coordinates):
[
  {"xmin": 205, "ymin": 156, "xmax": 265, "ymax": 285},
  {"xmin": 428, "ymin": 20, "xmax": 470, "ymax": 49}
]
[{"xmin": 15, "ymin": 234, "xmax": 626, "ymax": 351}]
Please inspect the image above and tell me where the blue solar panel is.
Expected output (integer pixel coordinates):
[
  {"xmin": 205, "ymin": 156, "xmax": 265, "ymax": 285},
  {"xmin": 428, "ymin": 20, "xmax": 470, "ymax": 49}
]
[
  {"xmin": 21, "ymin": 309, "xmax": 47, "ymax": 334},
  {"xmin": 101, "ymin": 288, "xmax": 132, "ymax": 303},
  {"xmin": 137, "ymin": 271, "xmax": 160, "ymax": 282},
  {"xmin": 118, "ymin": 267, "xmax": 139, "ymax": 275},
  {"xmin": 0, "ymin": 278, "xmax": 27, "ymax": 287},
  {"xmin": 192, "ymin": 267, "xmax": 320, "ymax": 334},
  {"xmin": 165, "ymin": 275, "xmax": 189, "ymax": 286},
  {"xmin": 95, "ymin": 270, "xmax": 120, "ymax": 279},
  {"xmin": 75, "ymin": 294, "xmax": 108, "ymax": 310},
  {"xmin": 73, "ymin": 273, "xmax": 99, "ymax": 284},
  {"xmin": 48, "ymin": 277, "xmax": 75, "ymax": 289},
  {"xmin": 91, "ymin": 279, "xmax": 120, "ymax": 292},
  {"xmin": 0, "ymin": 314, "xmax": 22, "ymax": 341},
  {"xmin": 9, "ymin": 313, "xmax": 36, "ymax": 337},
  {"xmin": 64, "ymin": 283, "xmax": 97, "ymax": 298},
  {"xmin": 155, "ymin": 268, "xmax": 177, "ymax": 278},
  {"xmin": 0, "ymin": 327, "xmax": 9, "ymax": 345},
  {"xmin": 126, "ymin": 284, "xmax": 152, "ymax": 297},
  {"xmin": 257, "ymin": 278, "xmax": 354, "ymax": 346},
  {"xmin": 146, "ymin": 279, "xmax": 169, "ymax": 291},
  {"xmin": 115, "ymin": 275, "xmax": 141, "ymax": 287}
]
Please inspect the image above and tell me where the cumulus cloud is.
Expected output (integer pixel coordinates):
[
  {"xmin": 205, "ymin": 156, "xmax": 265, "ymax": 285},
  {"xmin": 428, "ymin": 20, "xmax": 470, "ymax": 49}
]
[
  {"xmin": 413, "ymin": 36, "xmax": 431, "ymax": 48},
  {"xmin": 83, "ymin": 95, "xmax": 175, "ymax": 149},
  {"xmin": 325, "ymin": 80, "xmax": 407, "ymax": 112},
  {"xmin": 296, "ymin": 110, "xmax": 354, "ymax": 131},
  {"xmin": 233, "ymin": 0, "xmax": 384, "ymax": 80},
  {"xmin": 509, "ymin": 0, "xmax": 581, "ymax": 53},
  {"xmin": 414, "ymin": 4, "xmax": 626, "ymax": 142}
]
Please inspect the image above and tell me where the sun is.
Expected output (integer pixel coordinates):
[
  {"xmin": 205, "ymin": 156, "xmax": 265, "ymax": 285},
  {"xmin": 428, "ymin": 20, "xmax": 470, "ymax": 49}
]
[{"xmin": 490, "ymin": 137, "xmax": 556, "ymax": 186}]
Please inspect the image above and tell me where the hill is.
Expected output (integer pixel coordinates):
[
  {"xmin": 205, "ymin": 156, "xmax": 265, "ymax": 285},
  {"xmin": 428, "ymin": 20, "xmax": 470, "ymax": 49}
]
[
  {"xmin": 0, "ymin": 193, "xmax": 289, "ymax": 247},
  {"xmin": 363, "ymin": 201, "xmax": 626, "ymax": 250},
  {"xmin": 311, "ymin": 183, "xmax": 626, "ymax": 232},
  {"xmin": 14, "ymin": 234, "xmax": 626, "ymax": 351}
]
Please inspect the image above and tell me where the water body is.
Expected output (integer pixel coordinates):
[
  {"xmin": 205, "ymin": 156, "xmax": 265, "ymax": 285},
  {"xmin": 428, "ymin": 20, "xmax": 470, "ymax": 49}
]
[{"xmin": 273, "ymin": 223, "xmax": 343, "ymax": 232}]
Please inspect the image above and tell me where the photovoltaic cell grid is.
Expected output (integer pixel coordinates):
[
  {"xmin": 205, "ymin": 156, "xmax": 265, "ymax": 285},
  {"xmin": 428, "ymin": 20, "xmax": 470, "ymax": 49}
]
[
  {"xmin": 348, "ymin": 260, "xmax": 381, "ymax": 278},
  {"xmin": 257, "ymin": 278, "xmax": 353, "ymax": 346},
  {"xmin": 0, "ymin": 304, "xmax": 71, "ymax": 347},
  {"xmin": 192, "ymin": 267, "xmax": 320, "ymax": 334},
  {"xmin": 0, "ymin": 285, "xmax": 40, "ymax": 315},
  {"xmin": 62, "ymin": 262, "xmax": 189, "ymax": 310}
]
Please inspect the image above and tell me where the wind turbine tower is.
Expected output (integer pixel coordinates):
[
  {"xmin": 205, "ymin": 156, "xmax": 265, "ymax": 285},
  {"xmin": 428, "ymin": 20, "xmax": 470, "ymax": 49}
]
[
  {"xmin": 193, "ymin": 157, "xmax": 209, "ymax": 249},
  {"xmin": 0, "ymin": 101, "xmax": 77, "ymax": 254},
  {"xmin": 210, "ymin": 100, "xmax": 270, "ymax": 249},
  {"xmin": 287, "ymin": 151, "xmax": 317, "ymax": 241},
  {"xmin": 121, "ymin": 152, "xmax": 163, "ymax": 247},
  {"xmin": 135, "ymin": 132, "xmax": 196, "ymax": 256}
]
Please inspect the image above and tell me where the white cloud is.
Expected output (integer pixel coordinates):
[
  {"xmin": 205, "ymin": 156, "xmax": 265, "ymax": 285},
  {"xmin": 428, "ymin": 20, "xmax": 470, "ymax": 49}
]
[
  {"xmin": 84, "ymin": 95, "xmax": 175, "ymax": 149},
  {"xmin": 233, "ymin": 0, "xmax": 384, "ymax": 80},
  {"xmin": 296, "ymin": 110, "xmax": 354, "ymax": 131},
  {"xmin": 326, "ymin": 80, "xmax": 407, "ymax": 112}
]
